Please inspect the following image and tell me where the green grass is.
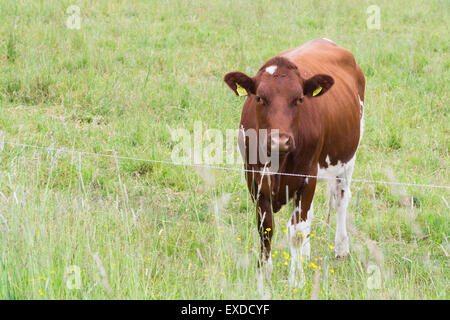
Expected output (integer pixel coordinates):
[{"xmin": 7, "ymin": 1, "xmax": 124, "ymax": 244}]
[{"xmin": 0, "ymin": 0, "xmax": 449, "ymax": 299}]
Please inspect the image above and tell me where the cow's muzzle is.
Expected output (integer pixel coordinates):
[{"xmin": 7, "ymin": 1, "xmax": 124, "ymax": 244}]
[{"xmin": 271, "ymin": 133, "xmax": 294, "ymax": 154}]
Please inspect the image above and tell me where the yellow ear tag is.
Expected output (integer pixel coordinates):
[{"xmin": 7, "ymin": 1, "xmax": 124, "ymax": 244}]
[
  {"xmin": 312, "ymin": 86, "xmax": 322, "ymax": 97},
  {"xmin": 236, "ymin": 83, "xmax": 248, "ymax": 96}
]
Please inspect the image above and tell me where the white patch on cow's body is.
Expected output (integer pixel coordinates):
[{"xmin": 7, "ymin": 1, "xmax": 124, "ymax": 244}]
[
  {"xmin": 358, "ymin": 94, "xmax": 364, "ymax": 115},
  {"xmin": 325, "ymin": 155, "xmax": 331, "ymax": 166},
  {"xmin": 360, "ymin": 116, "xmax": 364, "ymax": 142},
  {"xmin": 318, "ymin": 158, "xmax": 345, "ymax": 183},
  {"xmin": 322, "ymin": 38, "xmax": 335, "ymax": 44},
  {"xmin": 265, "ymin": 65, "xmax": 277, "ymax": 75},
  {"xmin": 359, "ymin": 95, "xmax": 365, "ymax": 139},
  {"xmin": 316, "ymin": 101, "xmax": 364, "ymax": 257},
  {"xmin": 287, "ymin": 202, "xmax": 313, "ymax": 288}
]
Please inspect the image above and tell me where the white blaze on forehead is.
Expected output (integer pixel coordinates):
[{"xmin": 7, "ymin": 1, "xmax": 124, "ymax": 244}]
[{"xmin": 265, "ymin": 65, "xmax": 277, "ymax": 75}]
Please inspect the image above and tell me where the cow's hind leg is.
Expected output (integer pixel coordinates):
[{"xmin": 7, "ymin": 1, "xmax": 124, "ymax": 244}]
[{"xmin": 332, "ymin": 158, "xmax": 355, "ymax": 258}]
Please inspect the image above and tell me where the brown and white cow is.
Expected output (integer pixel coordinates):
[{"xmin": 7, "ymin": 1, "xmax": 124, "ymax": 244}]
[{"xmin": 224, "ymin": 38, "xmax": 365, "ymax": 288}]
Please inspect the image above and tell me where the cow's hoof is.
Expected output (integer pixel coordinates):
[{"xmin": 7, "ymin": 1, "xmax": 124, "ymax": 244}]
[{"xmin": 334, "ymin": 238, "xmax": 349, "ymax": 258}]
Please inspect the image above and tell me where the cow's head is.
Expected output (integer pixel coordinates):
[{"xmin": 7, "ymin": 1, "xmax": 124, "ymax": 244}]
[{"xmin": 224, "ymin": 57, "xmax": 334, "ymax": 156}]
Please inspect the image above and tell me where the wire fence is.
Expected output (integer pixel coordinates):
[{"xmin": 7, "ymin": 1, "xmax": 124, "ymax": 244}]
[{"xmin": 2, "ymin": 140, "xmax": 449, "ymax": 190}]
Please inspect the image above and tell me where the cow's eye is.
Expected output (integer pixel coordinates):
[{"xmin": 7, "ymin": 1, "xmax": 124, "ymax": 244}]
[
  {"xmin": 255, "ymin": 96, "xmax": 262, "ymax": 103},
  {"xmin": 297, "ymin": 97, "xmax": 304, "ymax": 104}
]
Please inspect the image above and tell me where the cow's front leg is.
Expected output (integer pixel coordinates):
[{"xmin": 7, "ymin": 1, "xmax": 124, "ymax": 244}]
[
  {"xmin": 256, "ymin": 194, "xmax": 273, "ymax": 298},
  {"xmin": 287, "ymin": 178, "xmax": 316, "ymax": 288}
]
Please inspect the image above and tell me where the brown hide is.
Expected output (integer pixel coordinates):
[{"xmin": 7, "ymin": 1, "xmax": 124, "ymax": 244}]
[
  {"xmin": 235, "ymin": 39, "xmax": 365, "ymax": 213},
  {"xmin": 224, "ymin": 39, "xmax": 365, "ymax": 260}
]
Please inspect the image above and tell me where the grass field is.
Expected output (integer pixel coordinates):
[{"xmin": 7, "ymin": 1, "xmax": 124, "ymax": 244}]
[{"xmin": 0, "ymin": 0, "xmax": 448, "ymax": 299}]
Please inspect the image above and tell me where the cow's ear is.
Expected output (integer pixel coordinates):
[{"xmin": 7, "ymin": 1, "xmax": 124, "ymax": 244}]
[
  {"xmin": 223, "ymin": 71, "xmax": 255, "ymax": 96},
  {"xmin": 303, "ymin": 74, "xmax": 334, "ymax": 97}
]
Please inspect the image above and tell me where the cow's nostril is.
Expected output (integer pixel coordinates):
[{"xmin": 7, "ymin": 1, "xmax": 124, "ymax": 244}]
[
  {"xmin": 284, "ymin": 136, "xmax": 291, "ymax": 146},
  {"xmin": 279, "ymin": 137, "xmax": 290, "ymax": 152},
  {"xmin": 271, "ymin": 134, "xmax": 293, "ymax": 153}
]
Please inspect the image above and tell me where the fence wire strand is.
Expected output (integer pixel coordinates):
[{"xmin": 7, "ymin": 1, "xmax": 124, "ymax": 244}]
[{"xmin": 2, "ymin": 141, "xmax": 449, "ymax": 190}]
